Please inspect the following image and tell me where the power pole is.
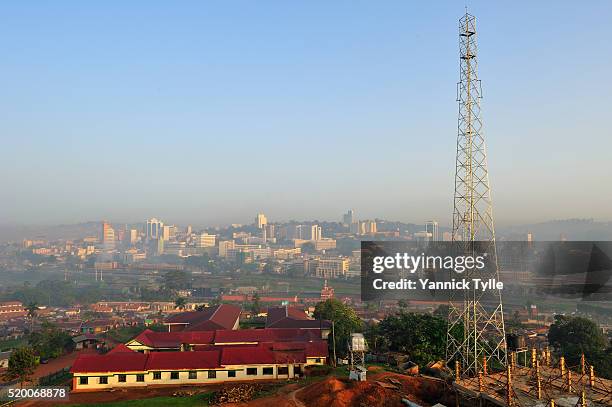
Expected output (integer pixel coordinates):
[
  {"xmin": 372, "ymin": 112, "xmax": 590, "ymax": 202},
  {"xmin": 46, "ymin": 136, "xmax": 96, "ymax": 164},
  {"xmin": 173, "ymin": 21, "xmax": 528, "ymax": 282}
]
[{"xmin": 446, "ymin": 11, "xmax": 507, "ymax": 377}]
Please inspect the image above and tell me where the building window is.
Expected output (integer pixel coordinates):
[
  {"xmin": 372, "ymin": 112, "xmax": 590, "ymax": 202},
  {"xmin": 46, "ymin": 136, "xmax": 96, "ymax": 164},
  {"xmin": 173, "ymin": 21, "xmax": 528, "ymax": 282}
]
[
  {"xmin": 118, "ymin": 374, "xmax": 126, "ymax": 382},
  {"xmin": 208, "ymin": 370, "xmax": 216, "ymax": 379},
  {"xmin": 171, "ymin": 371, "xmax": 179, "ymax": 380},
  {"xmin": 315, "ymin": 358, "xmax": 321, "ymax": 363},
  {"xmin": 136, "ymin": 374, "xmax": 145, "ymax": 382},
  {"xmin": 246, "ymin": 368, "xmax": 257, "ymax": 376},
  {"xmin": 189, "ymin": 371, "xmax": 197, "ymax": 379},
  {"xmin": 99, "ymin": 376, "xmax": 108, "ymax": 384},
  {"xmin": 153, "ymin": 372, "xmax": 162, "ymax": 380},
  {"xmin": 278, "ymin": 366, "xmax": 289, "ymax": 375},
  {"xmin": 228, "ymin": 370, "xmax": 236, "ymax": 378},
  {"xmin": 262, "ymin": 367, "xmax": 274, "ymax": 375},
  {"xmin": 79, "ymin": 376, "xmax": 88, "ymax": 385}
]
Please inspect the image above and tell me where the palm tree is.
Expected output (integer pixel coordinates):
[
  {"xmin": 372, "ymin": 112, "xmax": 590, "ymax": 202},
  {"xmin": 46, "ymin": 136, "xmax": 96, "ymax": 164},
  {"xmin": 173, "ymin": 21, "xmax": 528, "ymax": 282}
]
[
  {"xmin": 26, "ymin": 302, "xmax": 38, "ymax": 332},
  {"xmin": 174, "ymin": 297, "xmax": 187, "ymax": 311}
]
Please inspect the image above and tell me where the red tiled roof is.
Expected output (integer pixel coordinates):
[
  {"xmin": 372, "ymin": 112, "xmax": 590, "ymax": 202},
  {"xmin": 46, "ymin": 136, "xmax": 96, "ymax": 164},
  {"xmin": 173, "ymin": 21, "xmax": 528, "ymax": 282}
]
[
  {"xmin": 107, "ymin": 344, "xmax": 134, "ymax": 354},
  {"xmin": 214, "ymin": 328, "xmax": 321, "ymax": 344},
  {"xmin": 265, "ymin": 306, "xmax": 332, "ymax": 330},
  {"xmin": 266, "ymin": 306, "xmax": 310, "ymax": 326},
  {"xmin": 147, "ymin": 350, "xmax": 220, "ymax": 370},
  {"xmin": 131, "ymin": 330, "xmax": 216, "ymax": 348},
  {"xmin": 164, "ymin": 305, "xmax": 240, "ymax": 331},
  {"xmin": 71, "ymin": 352, "xmax": 147, "ymax": 373}
]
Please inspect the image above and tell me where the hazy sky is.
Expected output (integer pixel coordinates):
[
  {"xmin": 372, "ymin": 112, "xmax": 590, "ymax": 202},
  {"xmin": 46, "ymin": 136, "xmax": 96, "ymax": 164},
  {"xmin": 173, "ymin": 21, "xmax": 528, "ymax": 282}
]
[{"xmin": 1, "ymin": 1, "xmax": 611, "ymax": 227}]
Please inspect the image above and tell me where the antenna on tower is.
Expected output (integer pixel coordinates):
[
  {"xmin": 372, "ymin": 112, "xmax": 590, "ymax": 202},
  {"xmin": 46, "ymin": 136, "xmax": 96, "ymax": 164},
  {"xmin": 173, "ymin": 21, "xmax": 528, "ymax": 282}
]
[{"xmin": 446, "ymin": 11, "xmax": 507, "ymax": 377}]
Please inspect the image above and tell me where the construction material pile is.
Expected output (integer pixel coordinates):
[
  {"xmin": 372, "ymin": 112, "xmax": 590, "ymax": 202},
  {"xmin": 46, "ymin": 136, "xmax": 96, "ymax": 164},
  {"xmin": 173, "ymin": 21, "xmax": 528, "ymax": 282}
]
[
  {"xmin": 210, "ymin": 383, "xmax": 263, "ymax": 404},
  {"xmin": 298, "ymin": 372, "xmax": 453, "ymax": 407}
]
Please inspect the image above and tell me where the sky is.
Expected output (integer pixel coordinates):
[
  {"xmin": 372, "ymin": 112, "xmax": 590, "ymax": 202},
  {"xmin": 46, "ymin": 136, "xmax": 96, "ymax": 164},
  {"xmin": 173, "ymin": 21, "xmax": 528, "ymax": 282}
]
[{"xmin": 1, "ymin": 1, "xmax": 611, "ymax": 227}]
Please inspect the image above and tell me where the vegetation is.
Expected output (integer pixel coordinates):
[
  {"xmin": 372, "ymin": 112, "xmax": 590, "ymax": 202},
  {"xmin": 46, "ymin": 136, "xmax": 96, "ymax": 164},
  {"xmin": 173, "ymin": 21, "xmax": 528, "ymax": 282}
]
[
  {"xmin": 2, "ymin": 346, "xmax": 37, "ymax": 386},
  {"xmin": 28, "ymin": 321, "xmax": 74, "ymax": 359},
  {"xmin": 67, "ymin": 393, "xmax": 213, "ymax": 407},
  {"xmin": 374, "ymin": 311, "xmax": 447, "ymax": 366},
  {"xmin": 175, "ymin": 296, "xmax": 187, "ymax": 310},
  {"xmin": 3, "ymin": 280, "xmax": 103, "ymax": 307},
  {"xmin": 548, "ymin": 315, "xmax": 612, "ymax": 379},
  {"xmin": 104, "ymin": 324, "xmax": 166, "ymax": 343},
  {"xmin": 314, "ymin": 299, "xmax": 363, "ymax": 355}
]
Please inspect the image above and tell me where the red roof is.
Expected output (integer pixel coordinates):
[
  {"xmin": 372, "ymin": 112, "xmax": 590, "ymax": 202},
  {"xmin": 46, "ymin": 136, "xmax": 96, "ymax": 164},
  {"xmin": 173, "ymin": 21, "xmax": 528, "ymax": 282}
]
[
  {"xmin": 164, "ymin": 304, "xmax": 240, "ymax": 331},
  {"xmin": 213, "ymin": 328, "xmax": 321, "ymax": 344},
  {"xmin": 131, "ymin": 328, "xmax": 322, "ymax": 349},
  {"xmin": 147, "ymin": 351, "xmax": 220, "ymax": 370},
  {"xmin": 266, "ymin": 306, "xmax": 332, "ymax": 330},
  {"xmin": 71, "ymin": 352, "xmax": 147, "ymax": 373},
  {"xmin": 106, "ymin": 344, "xmax": 134, "ymax": 354},
  {"xmin": 131, "ymin": 330, "xmax": 216, "ymax": 348}
]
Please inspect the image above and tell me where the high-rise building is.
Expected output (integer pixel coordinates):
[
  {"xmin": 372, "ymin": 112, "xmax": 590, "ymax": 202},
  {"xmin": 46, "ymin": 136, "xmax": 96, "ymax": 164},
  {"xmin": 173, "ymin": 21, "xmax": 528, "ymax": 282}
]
[
  {"xmin": 425, "ymin": 221, "xmax": 439, "ymax": 241},
  {"xmin": 359, "ymin": 220, "xmax": 377, "ymax": 235},
  {"xmin": 101, "ymin": 221, "xmax": 115, "ymax": 250},
  {"xmin": 295, "ymin": 224, "xmax": 322, "ymax": 240},
  {"xmin": 129, "ymin": 229, "xmax": 139, "ymax": 245},
  {"xmin": 343, "ymin": 209, "xmax": 355, "ymax": 226},
  {"xmin": 196, "ymin": 233, "xmax": 216, "ymax": 248},
  {"xmin": 161, "ymin": 225, "xmax": 176, "ymax": 241},
  {"xmin": 146, "ymin": 218, "xmax": 164, "ymax": 241},
  {"xmin": 255, "ymin": 213, "xmax": 267, "ymax": 229}
]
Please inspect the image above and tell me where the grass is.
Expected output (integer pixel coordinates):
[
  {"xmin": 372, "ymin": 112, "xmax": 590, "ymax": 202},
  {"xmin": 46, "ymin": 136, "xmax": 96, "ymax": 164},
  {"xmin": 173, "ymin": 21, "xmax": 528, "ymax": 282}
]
[
  {"xmin": 0, "ymin": 337, "xmax": 27, "ymax": 351},
  {"xmin": 67, "ymin": 393, "xmax": 213, "ymax": 407}
]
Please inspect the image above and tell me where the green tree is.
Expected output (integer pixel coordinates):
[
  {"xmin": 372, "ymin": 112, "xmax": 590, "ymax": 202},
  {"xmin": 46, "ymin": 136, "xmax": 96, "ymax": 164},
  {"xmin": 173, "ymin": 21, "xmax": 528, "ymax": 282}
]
[
  {"xmin": 314, "ymin": 299, "xmax": 363, "ymax": 355},
  {"xmin": 174, "ymin": 297, "xmax": 187, "ymax": 310},
  {"xmin": 378, "ymin": 311, "xmax": 447, "ymax": 366},
  {"xmin": 163, "ymin": 270, "xmax": 190, "ymax": 291},
  {"xmin": 250, "ymin": 293, "xmax": 261, "ymax": 314},
  {"xmin": 28, "ymin": 321, "xmax": 74, "ymax": 359},
  {"xmin": 26, "ymin": 302, "xmax": 38, "ymax": 332},
  {"xmin": 548, "ymin": 315, "xmax": 611, "ymax": 378},
  {"xmin": 3, "ymin": 347, "xmax": 37, "ymax": 387}
]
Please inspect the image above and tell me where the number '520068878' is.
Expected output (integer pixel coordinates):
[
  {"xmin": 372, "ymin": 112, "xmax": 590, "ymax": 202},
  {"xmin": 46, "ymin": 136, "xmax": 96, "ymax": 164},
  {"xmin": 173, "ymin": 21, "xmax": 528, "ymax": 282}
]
[{"xmin": 6, "ymin": 387, "xmax": 68, "ymax": 400}]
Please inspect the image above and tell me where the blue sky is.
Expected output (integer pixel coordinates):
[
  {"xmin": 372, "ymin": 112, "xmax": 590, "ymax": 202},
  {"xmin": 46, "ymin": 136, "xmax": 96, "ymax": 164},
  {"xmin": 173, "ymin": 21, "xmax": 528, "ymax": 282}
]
[{"xmin": 1, "ymin": 1, "xmax": 611, "ymax": 227}]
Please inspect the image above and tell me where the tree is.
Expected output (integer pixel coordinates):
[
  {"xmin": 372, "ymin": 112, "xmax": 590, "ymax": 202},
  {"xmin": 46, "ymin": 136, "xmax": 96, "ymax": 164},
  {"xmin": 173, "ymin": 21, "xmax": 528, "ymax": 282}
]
[
  {"xmin": 250, "ymin": 293, "xmax": 261, "ymax": 314},
  {"xmin": 163, "ymin": 270, "xmax": 190, "ymax": 291},
  {"xmin": 3, "ymin": 347, "xmax": 37, "ymax": 387},
  {"xmin": 26, "ymin": 302, "xmax": 38, "ymax": 332},
  {"xmin": 28, "ymin": 321, "xmax": 74, "ymax": 359},
  {"xmin": 548, "ymin": 315, "xmax": 611, "ymax": 378},
  {"xmin": 314, "ymin": 299, "xmax": 363, "ymax": 355},
  {"xmin": 378, "ymin": 311, "xmax": 447, "ymax": 366},
  {"xmin": 174, "ymin": 297, "xmax": 187, "ymax": 310},
  {"xmin": 300, "ymin": 242, "xmax": 316, "ymax": 254}
]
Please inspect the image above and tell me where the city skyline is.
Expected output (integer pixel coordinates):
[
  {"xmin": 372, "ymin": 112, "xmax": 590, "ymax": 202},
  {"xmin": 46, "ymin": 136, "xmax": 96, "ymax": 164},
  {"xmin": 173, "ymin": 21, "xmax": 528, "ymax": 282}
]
[{"xmin": 1, "ymin": 1, "xmax": 611, "ymax": 226}]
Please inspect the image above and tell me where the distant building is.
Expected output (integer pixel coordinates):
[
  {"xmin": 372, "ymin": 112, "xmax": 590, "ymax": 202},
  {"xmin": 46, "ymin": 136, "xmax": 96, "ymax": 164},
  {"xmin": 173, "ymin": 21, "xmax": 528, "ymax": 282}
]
[
  {"xmin": 313, "ymin": 238, "xmax": 336, "ymax": 251},
  {"xmin": 0, "ymin": 301, "xmax": 26, "ymax": 320},
  {"xmin": 129, "ymin": 229, "xmax": 139, "ymax": 245},
  {"xmin": 343, "ymin": 209, "xmax": 355, "ymax": 226},
  {"xmin": 146, "ymin": 218, "xmax": 164, "ymax": 241},
  {"xmin": 425, "ymin": 220, "xmax": 439, "ymax": 242},
  {"xmin": 196, "ymin": 233, "xmax": 216, "ymax": 248},
  {"xmin": 255, "ymin": 213, "xmax": 267, "ymax": 229},
  {"xmin": 101, "ymin": 221, "xmax": 115, "ymax": 250}
]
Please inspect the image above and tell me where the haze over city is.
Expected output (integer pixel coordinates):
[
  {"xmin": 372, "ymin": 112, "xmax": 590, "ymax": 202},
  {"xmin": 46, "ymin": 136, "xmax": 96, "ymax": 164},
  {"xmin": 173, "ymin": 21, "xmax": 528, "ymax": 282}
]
[{"xmin": 1, "ymin": 1, "xmax": 611, "ymax": 227}]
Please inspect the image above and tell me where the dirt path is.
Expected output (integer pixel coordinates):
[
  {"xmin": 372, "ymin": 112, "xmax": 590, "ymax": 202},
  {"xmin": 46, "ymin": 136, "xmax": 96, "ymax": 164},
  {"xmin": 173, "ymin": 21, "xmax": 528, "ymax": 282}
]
[{"xmin": 288, "ymin": 386, "xmax": 306, "ymax": 407}]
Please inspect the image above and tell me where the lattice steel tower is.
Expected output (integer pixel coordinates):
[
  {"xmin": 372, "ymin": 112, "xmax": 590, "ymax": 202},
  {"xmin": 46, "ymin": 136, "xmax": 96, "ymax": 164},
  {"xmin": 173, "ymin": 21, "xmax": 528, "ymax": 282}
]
[{"xmin": 446, "ymin": 12, "xmax": 507, "ymax": 377}]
